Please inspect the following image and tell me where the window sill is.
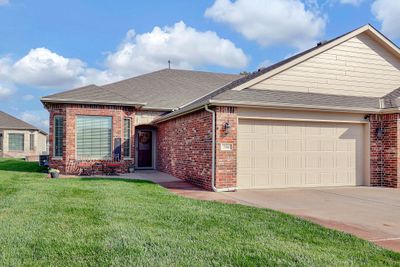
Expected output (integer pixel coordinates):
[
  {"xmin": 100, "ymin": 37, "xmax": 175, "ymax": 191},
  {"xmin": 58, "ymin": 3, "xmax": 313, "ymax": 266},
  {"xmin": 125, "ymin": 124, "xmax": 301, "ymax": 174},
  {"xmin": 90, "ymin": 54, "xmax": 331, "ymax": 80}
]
[
  {"xmin": 52, "ymin": 157, "xmax": 63, "ymax": 161},
  {"xmin": 124, "ymin": 158, "xmax": 133, "ymax": 161}
]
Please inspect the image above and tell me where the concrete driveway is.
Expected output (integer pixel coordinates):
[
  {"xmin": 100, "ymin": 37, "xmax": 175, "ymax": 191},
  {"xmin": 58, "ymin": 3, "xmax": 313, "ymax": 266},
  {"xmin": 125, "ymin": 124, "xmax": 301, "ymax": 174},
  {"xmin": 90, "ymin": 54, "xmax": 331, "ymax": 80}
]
[{"xmin": 223, "ymin": 187, "xmax": 400, "ymax": 252}]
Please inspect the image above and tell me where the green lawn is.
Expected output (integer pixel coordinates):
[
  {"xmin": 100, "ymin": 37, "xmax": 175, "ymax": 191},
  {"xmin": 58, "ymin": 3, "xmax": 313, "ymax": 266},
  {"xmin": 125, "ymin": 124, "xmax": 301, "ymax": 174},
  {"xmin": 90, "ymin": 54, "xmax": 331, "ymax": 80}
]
[{"xmin": 0, "ymin": 159, "xmax": 399, "ymax": 266}]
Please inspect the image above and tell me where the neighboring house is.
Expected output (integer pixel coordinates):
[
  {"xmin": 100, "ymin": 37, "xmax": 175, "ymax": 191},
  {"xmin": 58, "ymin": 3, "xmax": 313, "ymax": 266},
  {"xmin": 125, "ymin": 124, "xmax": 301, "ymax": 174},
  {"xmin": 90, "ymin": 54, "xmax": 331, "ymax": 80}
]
[
  {"xmin": 41, "ymin": 24, "xmax": 400, "ymax": 190},
  {"xmin": 0, "ymin": 111, "xmax": 48, "ymax": 159}
]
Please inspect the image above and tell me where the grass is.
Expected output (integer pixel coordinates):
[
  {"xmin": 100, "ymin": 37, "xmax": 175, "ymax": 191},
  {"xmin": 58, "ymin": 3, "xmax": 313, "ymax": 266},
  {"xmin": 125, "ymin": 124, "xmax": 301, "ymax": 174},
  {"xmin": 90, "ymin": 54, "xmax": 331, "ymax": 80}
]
[{"xmin": 0, "ymin": 158, "xmax": 399, "ymax": 266}]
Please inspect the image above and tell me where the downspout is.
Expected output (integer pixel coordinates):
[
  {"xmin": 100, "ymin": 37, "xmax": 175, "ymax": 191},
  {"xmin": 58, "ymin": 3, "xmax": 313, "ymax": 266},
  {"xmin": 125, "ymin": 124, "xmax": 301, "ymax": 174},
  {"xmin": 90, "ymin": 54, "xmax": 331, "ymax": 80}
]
[{"xmin": 205, "ymin": 105, "xmax": 237, "ymax": 192}]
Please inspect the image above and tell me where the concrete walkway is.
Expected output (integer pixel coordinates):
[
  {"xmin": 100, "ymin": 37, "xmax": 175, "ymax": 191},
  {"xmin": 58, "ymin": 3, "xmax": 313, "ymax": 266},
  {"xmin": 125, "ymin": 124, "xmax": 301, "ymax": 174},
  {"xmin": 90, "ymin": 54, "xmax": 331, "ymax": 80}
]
[{"xmin": 117, "ymin": 171, "xmax": 236, "ymax": 203}]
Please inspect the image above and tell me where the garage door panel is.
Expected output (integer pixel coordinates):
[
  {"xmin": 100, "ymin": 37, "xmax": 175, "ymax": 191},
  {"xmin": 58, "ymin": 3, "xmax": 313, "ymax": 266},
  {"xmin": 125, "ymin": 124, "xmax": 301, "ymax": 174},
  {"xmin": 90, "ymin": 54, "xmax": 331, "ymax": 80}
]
[
  {"xmin": 238, "ymin": 119, "xmax": 365, "ymax": 189},
  {"xmin": 305, "ymin": 139, "xmax": 321, "ymax": 151},
  {"xmin": 305, "ymin": 172, "xmax": 320, "ymax": 185},
  {"xmin": 287, "ymin": 172, "xmax": 303, "ymax": 186},
  {"xmin": 287, "ymin": 139, "xmax": 302, "ymax": 151},
  {"xmin": 269, "ymin": 172, "xmax": 286, "ymax": 187},
  {"xmin": 321, "ymin": 172, "xmax": 335, "ymax": 185},
  {"xmin": 238, "ymin": 174, "xmax": 252, "ymax": 188},
  {"xmin": 287, "ymin": 154, "xmax": 303, "ymax": 168},
  {"xmin": 271, "ymin": 139, "xmax": 286, "ymax": 151},
  {"xmin": 254, "ymin": 173, "xmax": 270, "ymax": 187},
  {"xmin": 320, "ymin": 154, "xmax": 335, "ymax": 168},
  {"xmin": 321, "ymin": 140, "xmax": 335, "ymax": 151}
]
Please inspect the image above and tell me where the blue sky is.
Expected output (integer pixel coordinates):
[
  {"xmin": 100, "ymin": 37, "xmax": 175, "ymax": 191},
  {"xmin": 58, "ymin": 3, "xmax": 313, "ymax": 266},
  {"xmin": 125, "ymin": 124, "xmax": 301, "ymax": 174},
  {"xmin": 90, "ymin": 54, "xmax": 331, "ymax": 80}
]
[{"xmin": 0, "ymin": 0, "xmax": 399, "ymax": 130}]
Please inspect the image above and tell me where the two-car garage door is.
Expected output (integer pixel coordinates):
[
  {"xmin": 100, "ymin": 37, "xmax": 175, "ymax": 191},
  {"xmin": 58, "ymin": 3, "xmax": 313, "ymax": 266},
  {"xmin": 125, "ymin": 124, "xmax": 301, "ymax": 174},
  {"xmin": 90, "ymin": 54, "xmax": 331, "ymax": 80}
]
[{"xmin": 237, "ymin": 119, "xmax": 365, "ymax": 189}]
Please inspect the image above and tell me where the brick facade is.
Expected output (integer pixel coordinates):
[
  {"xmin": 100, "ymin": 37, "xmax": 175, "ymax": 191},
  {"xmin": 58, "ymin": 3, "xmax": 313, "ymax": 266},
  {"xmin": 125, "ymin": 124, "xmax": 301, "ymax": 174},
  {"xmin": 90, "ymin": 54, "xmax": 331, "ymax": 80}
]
[
  {"xmin": 370, "ymin": 114, "xmax": 400, "ymax": 188},
  {"xmin": 157, "ymin": 106, "xmax": 238, "ymax": 190},
  {"xmin": 45, "ymin": 100, "xmax": 400, "ymax": 190},
  {"xmin": 157, "ymin": 109, "xmax": 213, "ymax": 189},
  {"xmin": 47, "ymin": 103, "xmax": 135, "ymax": 174}
]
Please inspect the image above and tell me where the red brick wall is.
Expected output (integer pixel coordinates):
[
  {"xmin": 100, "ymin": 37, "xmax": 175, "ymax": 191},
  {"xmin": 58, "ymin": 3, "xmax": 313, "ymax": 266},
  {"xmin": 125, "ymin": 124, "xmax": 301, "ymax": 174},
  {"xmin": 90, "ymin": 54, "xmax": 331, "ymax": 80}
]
[
  {"xmin": 215, "ymin": 106, "xmax": 237, "ymax": 189},
  {"xmin": 370, "ymin": 114, "xmax": 400, "ymax": 188},
  {"xmin": 46, "ymin": 103, "xmax": 135, "ymax": 174},
  {"xmin": 157, "ymin": 106, "xmax": 238, "ymax": 190},
  {"xmin": 157, "ymin": 109, "xmax": 213, "ymax": 189}
]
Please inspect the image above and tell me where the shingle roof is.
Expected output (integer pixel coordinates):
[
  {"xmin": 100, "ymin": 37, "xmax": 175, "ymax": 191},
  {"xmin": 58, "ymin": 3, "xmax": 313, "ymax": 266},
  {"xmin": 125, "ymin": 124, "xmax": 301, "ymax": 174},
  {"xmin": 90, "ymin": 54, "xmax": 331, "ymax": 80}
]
[
  {"xmin": 0, "ymin": 111, "xmax": 47, "ymax": 134},
  {"xmin": 212, "ymin": 89, "xmax": 382, "ymax": 111},
  {"xmin": 42, "ymin": 69, "xmax": 241, "ymax": 110}
]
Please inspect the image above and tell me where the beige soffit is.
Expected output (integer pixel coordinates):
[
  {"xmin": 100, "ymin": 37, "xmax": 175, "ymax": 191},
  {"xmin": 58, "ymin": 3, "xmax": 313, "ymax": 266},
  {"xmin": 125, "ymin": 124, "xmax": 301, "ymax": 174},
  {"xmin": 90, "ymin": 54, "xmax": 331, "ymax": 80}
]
[{"xmin": 232, "ymin": 24, "xmax": 400, "ymax": 91}]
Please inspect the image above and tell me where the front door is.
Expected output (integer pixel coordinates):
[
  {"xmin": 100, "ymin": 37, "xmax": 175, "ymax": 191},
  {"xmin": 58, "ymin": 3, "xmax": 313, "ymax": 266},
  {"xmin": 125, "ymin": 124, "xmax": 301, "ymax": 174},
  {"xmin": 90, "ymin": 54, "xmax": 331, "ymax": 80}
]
[{"xmin": 137, "ymin": 130, "xmax": 153, "ymax": 168}]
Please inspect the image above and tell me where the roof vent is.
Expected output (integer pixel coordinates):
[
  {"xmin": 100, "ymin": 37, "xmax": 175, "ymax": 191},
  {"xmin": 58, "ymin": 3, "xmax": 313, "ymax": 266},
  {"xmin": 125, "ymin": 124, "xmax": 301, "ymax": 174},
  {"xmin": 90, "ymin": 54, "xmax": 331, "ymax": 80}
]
[
  {"xmin": 317, "ymin": 40, "xmax": 328, "ymax": 46},
  {"xmin": 257, "ymin": 67, "xmax": 266, "ymax": 72}
]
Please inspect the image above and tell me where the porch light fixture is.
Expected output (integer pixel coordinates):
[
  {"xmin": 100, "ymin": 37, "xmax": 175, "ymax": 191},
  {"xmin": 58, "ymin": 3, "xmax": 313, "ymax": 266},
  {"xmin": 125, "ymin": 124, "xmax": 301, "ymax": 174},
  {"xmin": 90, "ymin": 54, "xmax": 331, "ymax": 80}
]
[
  {"xmin": 376, "ymin": 127, "xmax": 385, "ymax": 139},
  {"xmin": 223, "ymin": 121, "xmax": 231, "ymax": 135}
]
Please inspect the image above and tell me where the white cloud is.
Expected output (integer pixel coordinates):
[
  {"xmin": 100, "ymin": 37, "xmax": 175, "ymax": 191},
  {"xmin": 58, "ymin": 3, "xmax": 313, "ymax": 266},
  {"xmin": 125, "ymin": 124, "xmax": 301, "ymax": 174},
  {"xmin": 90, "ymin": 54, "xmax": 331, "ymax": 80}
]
[
  {"xmin": 372, "ymin": 0, "xmax": 400, "ymax": 39},
  {"xmin": 205, "ymin": 0, "xmax": 326, "ymax": 50},
  {"xmin": 0, "ymin": 21, "xmax": 248, "ymax": 91},
  {"xmin": 0, "ymin": 85, "xmax": 14, "ymax": 98},
  {"xmin": 20, "ymin": 111, "xmax": 49, "ymax": 130},
  {"xmin": 340, "ymin": 0, "xmax": 364, "ymax": 5},
  {"xmin": 106, "ymin": 21, "xmax": 249, "ymax": 76},
  {"xmin": 0, "ymin": 48, "xmax": 122, "ymax": 89},
  {"xmin": 0, "ymin": 0, "xmax": 9, "ymax": 6},
  {"xmin": 10, "ymin": 48, "xmax": 86, "ymax": 88}
]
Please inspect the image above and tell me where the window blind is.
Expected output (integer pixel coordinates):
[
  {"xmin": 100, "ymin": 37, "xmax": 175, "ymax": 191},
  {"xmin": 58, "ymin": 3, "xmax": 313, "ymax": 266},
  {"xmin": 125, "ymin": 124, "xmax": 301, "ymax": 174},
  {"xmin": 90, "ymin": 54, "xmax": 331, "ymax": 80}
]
[
  {"xmin": 54, "ymin": 116, "xmax": 63, "ymax": 157},
  {"xmin": 76, "ymin": 116, "xmax": 112, "ymax": 160},
  {"xmin": 123, "ymin": 118, "xmax": 131, "ymax": 158},
  {"xmin": 29, "ymin": 133, "xmax": 35, "ymax": 151}
]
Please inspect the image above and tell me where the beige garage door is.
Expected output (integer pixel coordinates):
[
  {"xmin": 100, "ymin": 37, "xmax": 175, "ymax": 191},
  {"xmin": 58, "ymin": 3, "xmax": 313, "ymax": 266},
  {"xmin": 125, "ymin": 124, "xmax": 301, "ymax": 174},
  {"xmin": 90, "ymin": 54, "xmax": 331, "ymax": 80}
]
[{"xmin": 237, "ymin": 119, "xmax": 365, "ymax": 189}]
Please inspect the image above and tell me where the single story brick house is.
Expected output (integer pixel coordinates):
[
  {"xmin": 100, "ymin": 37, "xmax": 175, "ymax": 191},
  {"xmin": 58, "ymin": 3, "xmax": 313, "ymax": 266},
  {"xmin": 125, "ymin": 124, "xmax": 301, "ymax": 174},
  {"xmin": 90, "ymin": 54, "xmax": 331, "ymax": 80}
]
[
  {"xmin": 0, "ymin": 111, "xmax": 48, "ymax": 160},
  {"xmin": 42, "ymin": 24, "xmax": 400, "ymax": 191}
]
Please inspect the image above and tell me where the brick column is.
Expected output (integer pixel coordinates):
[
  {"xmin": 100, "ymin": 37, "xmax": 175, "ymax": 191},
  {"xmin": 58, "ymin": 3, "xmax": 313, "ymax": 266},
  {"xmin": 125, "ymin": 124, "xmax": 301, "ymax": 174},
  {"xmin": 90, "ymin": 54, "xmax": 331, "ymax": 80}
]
[
  {"xmin": 215, "ymin": 106, "xmax": 237, "ymax": 189},
  {"xmin": 370, "ymin": 114, "xmax": 400, "ymax": 188}
]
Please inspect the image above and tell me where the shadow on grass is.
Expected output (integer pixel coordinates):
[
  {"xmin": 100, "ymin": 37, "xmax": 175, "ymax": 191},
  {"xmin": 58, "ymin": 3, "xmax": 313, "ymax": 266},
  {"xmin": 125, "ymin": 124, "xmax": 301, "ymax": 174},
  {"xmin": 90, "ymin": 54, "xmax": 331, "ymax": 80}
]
[
  {"xmin": 75, "ymin": 177, "xmax": 155, "ymax": 185},
  {"xmin": 0, "ymin": 159, "xmax": 47, "ymax": 173}
]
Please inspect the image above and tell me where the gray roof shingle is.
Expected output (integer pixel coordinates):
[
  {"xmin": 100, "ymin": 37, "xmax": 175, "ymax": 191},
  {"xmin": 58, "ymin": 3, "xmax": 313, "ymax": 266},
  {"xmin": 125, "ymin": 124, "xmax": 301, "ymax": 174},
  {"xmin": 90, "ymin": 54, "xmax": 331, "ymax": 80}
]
[
  {"xmin": 212, "ymin": 89, "xmax": 382, "ymax": 110},
  {"xmin": 0, "ymin": 111, "xmax": 47, "ymax": 134},
  {"xmin": 42, "ymin": 69, "xmax": 241, "ymax": 110}
]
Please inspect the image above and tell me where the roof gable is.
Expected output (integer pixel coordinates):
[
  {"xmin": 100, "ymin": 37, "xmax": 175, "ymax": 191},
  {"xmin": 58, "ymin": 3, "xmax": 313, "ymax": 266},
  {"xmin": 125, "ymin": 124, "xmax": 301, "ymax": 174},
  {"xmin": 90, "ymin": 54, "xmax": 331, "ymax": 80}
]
[
  {"xmin": 0, "ymin": 111, "xmax": 46, "ymax": 134},
  {"xmin": 233, "ymin": 24, "xmax": 400, "ymax": 93},
  {"xmin": 249, "ymin": 32, "xmax": 400, "ymax": 97}
]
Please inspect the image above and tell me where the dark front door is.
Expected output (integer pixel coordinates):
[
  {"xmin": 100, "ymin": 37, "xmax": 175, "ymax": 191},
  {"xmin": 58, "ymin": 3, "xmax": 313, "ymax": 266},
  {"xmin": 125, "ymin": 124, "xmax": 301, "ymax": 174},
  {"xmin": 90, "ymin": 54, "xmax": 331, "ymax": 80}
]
[{"xmin": 137, "ymin": 130, "xmax": 153, "ymax": 168}]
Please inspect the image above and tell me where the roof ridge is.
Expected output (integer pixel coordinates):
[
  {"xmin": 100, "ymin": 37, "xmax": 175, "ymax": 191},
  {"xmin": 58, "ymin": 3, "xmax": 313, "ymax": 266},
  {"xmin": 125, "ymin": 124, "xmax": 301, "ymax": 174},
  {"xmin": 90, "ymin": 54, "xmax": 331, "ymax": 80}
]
[{"xmin": 101, "ymin": 68, "xmax": 241, "ymax": 88}]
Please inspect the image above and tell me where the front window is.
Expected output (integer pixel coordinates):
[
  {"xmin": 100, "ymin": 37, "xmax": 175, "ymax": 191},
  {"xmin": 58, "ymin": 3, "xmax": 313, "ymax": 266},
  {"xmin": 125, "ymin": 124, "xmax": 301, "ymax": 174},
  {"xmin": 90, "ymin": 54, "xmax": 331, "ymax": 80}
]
[
  {"xmin": 76, "ymin": 116, "xmax": 112, "ymax": 160},
  {"xmin": 123, "ymin": 118, "xmax": 131, "ymax": 158},
  {"xmin": 8, "ymin": 133, "xmax": 24, "ymax": 151},
  {"xmin": 54, "ymin": 116, "xmax": 64, "ymax": 158}
]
